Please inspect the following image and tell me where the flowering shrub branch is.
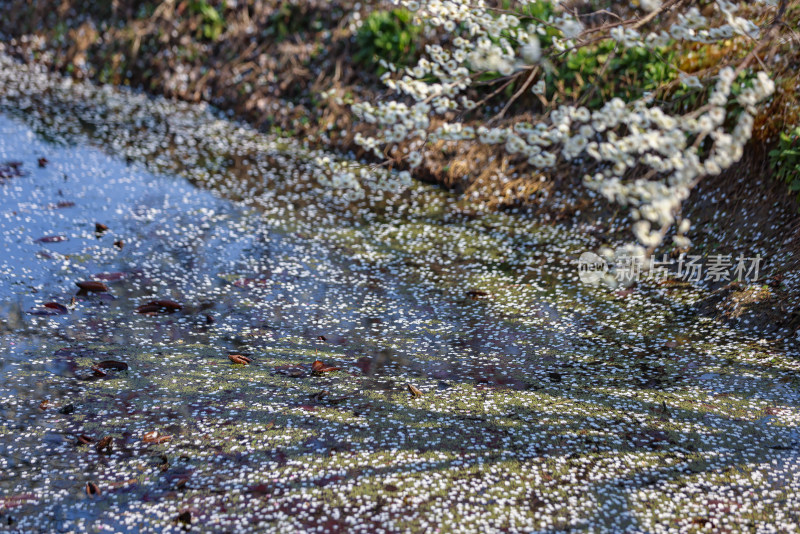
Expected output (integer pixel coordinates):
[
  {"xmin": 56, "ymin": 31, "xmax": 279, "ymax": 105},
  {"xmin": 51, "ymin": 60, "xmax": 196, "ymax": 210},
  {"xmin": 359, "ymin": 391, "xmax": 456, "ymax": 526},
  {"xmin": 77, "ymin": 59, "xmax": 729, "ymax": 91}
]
[{"xmin": 349, "ymin": 0, "xmax": 789, "ymax": 271}]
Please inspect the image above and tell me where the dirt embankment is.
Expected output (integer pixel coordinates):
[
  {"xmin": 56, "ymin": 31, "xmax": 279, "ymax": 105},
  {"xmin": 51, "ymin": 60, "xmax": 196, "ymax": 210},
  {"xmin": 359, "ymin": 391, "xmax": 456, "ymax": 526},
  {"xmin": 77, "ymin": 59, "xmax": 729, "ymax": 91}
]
[{"xmin": 2, "ymin": 0, "xmax": 799, "ymax": 334}]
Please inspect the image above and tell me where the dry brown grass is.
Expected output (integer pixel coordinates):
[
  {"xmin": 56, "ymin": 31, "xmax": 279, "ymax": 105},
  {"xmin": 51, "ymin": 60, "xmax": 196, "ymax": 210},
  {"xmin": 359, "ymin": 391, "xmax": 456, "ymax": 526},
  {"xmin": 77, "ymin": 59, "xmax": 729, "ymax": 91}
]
[{"xmin": 1, "ymin": 0, "xmax": 799, "ymax": 260}]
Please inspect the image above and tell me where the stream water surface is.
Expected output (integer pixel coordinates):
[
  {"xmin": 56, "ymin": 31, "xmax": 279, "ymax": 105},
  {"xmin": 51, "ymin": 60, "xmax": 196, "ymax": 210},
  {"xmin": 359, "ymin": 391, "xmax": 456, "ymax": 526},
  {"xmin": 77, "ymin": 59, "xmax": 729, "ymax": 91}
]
[{"xmin": 1, "ymin": 56, "xmax": 800, "ymax": 533}]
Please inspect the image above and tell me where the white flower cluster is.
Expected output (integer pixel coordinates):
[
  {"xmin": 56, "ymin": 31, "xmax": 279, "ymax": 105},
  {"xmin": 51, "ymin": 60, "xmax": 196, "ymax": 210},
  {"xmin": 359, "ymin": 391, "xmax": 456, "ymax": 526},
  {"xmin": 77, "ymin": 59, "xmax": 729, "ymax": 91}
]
[
  {"xmin": 350, "ymin": 0, "xmax": 778, "ymax": 250},
  {"xmin": 611, "ymin": 4, "xmax": 760, "ymax": 49}
]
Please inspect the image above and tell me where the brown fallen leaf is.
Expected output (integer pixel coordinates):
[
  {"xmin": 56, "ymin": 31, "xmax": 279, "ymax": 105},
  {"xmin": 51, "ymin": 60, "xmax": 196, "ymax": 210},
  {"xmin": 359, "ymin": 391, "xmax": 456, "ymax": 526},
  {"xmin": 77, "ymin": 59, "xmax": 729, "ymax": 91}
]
[
  {"xmin": 406, "ymin": 384, "xmax": 424, "ymax": 398},
  {"xmin": 77, "ymin": 434, "xmax": 94, "ymax": 445},
  {"xmin": 355, "ymin": 356, "xmax": 372, "ymax": 374},
  {"xmin": 143, "ymin": 431, "xmax": 173, "ymax": 444},
  {"xmin": 113, "ymin": 239, "xmax": 124, "ymax": 249},
  {"xmin": 311, "ymin": 360, "xmax": 342, "ymax": 374},
  {"xmin": 95, "ymin": 223, "xmax": 109, "ymax": 236},
  {"xmin": 152, "ymin": 299, "xmax": 182, "ymax": 311},
  {"xmin": 466, "ymin": 289, "xmax": 489, "ymax": 299},
  {"xmin": 28, "ymin": 306, "xmax": 63, "ymax": 316},
  {"xmin": 96, "ymin": 436, "xmax": 113, "ymax": 454},
  {"xmin": 95, "ymin": 360, "xmax": 129, "ymax": 371},
  {"xmin": 175, "ymin": 510, "xmax": 192, "ymax": 525},
  {"xmin": 91, "ymin": 366, "xmax": 108, "ymax": 378},
  {"xmin": 75, "ymin": 281, "xmax": 109, "ymax": 293},
  {"xmin": 38, "ymin": 157, "xmax": 48, "ymax": 168},
  {"xmin": 28, "ymin": 301, "xmax": 70, "ymax": 315},
  {"xmin": 228, "ymin": 354, "xmax": 252, "ymax": 365},
  {"xmin": 134, "ymin": 303, "xmax": 161, "ymax": 314},
  {"xmin": 317, "ymin": 335, "xmax": 327, "ymax": 341},
  {"xmin": 136, "ymin": 299, "xmax": 183, "ymax": 314},
  {"xmin": 85, "ymin": 482, "xmax": 101, "ymax": 496},
  {"xmin": 39, "ymin": 400, "xmax": 51, "ymax": 410},
  {"xmin": 44, "ymin": 302, "xmax": 69, "ymax": 314}
]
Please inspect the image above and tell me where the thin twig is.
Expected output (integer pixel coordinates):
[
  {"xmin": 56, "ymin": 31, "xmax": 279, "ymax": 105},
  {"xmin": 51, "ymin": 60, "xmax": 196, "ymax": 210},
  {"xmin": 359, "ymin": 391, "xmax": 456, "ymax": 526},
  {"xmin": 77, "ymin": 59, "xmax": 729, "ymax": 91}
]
[
  {"xmin": 495, "ymin": 66, "xmax": 539, "ymax": 120},
  {"xmin": 471, "ymin": 74, "xmax": 520, "ymax": 109}
]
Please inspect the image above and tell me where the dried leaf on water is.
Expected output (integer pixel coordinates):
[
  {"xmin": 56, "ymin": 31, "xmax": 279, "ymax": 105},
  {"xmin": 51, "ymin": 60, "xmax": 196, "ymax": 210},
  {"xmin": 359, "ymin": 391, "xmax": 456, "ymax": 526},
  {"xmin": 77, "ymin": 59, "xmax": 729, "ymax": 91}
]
[
  {"xmin": 77, "ymin": 434, "xmax": 94, "ymax": 445},
  {"xmin": 228, "ymin": 354, "xmax": 252, "ymax": 365},
  {"xmin": 175, "ymin": 510, "xmax": 192, "ymax": 525},
  {"xmin": 85, "ymin": 482, "xmax": 101, "ymax": 497},
  {"xmin": 28, "ymin": 307, "xmax": 59, "ymax": 316},
  {"xmin": 95, "ymin": 436, "xmax": 113, "ymax": 454},
  {"xmin": 28, "ymin": 301, "xmax": 69, "ymax": 315},
  {"xmin": 142, "ymin": 431, "xmax": 173, "ymax": 444},
  {"xmin": 113, "ymin": 239, "xmax": 124, "ymax": 249},
  {"xmin": 95, "ymin": 222, "xmax": 108, "ymax": 236},
  {"xmin": 136, "ymin": 299, "xmax": 183, "ymax": 314},
  {"xmin": 38, "ymin": 400, "xmax": 51, "ymax": 410},
  {"xmin": 311, "ymin": 360, "xmax": 341, "ymax": 374},
  {"xmin": 75, "ymin": 281, "xmax": 109, "ymax": 293},
  {"xmin": 95, "ymin": 360, "xmax": 129, "ymax": 371},
  {"xmin": 355, "ymin": 356, "xmax": 372, "ymax": 374},
  {"xmin": 44, "ymin": 302, "xmax": 69, "ymax": 313},
  {"xmin": 406, "ymin": 384, "xmax": 423, "ymax": 398}
]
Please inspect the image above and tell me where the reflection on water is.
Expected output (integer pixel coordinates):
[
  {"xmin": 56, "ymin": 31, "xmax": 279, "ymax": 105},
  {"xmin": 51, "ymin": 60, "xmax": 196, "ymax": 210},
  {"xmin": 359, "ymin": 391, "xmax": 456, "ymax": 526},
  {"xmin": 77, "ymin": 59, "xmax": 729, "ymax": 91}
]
[{"xmin": 0, "ymin": 113, "xmax": 561, "ymax": 392}]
